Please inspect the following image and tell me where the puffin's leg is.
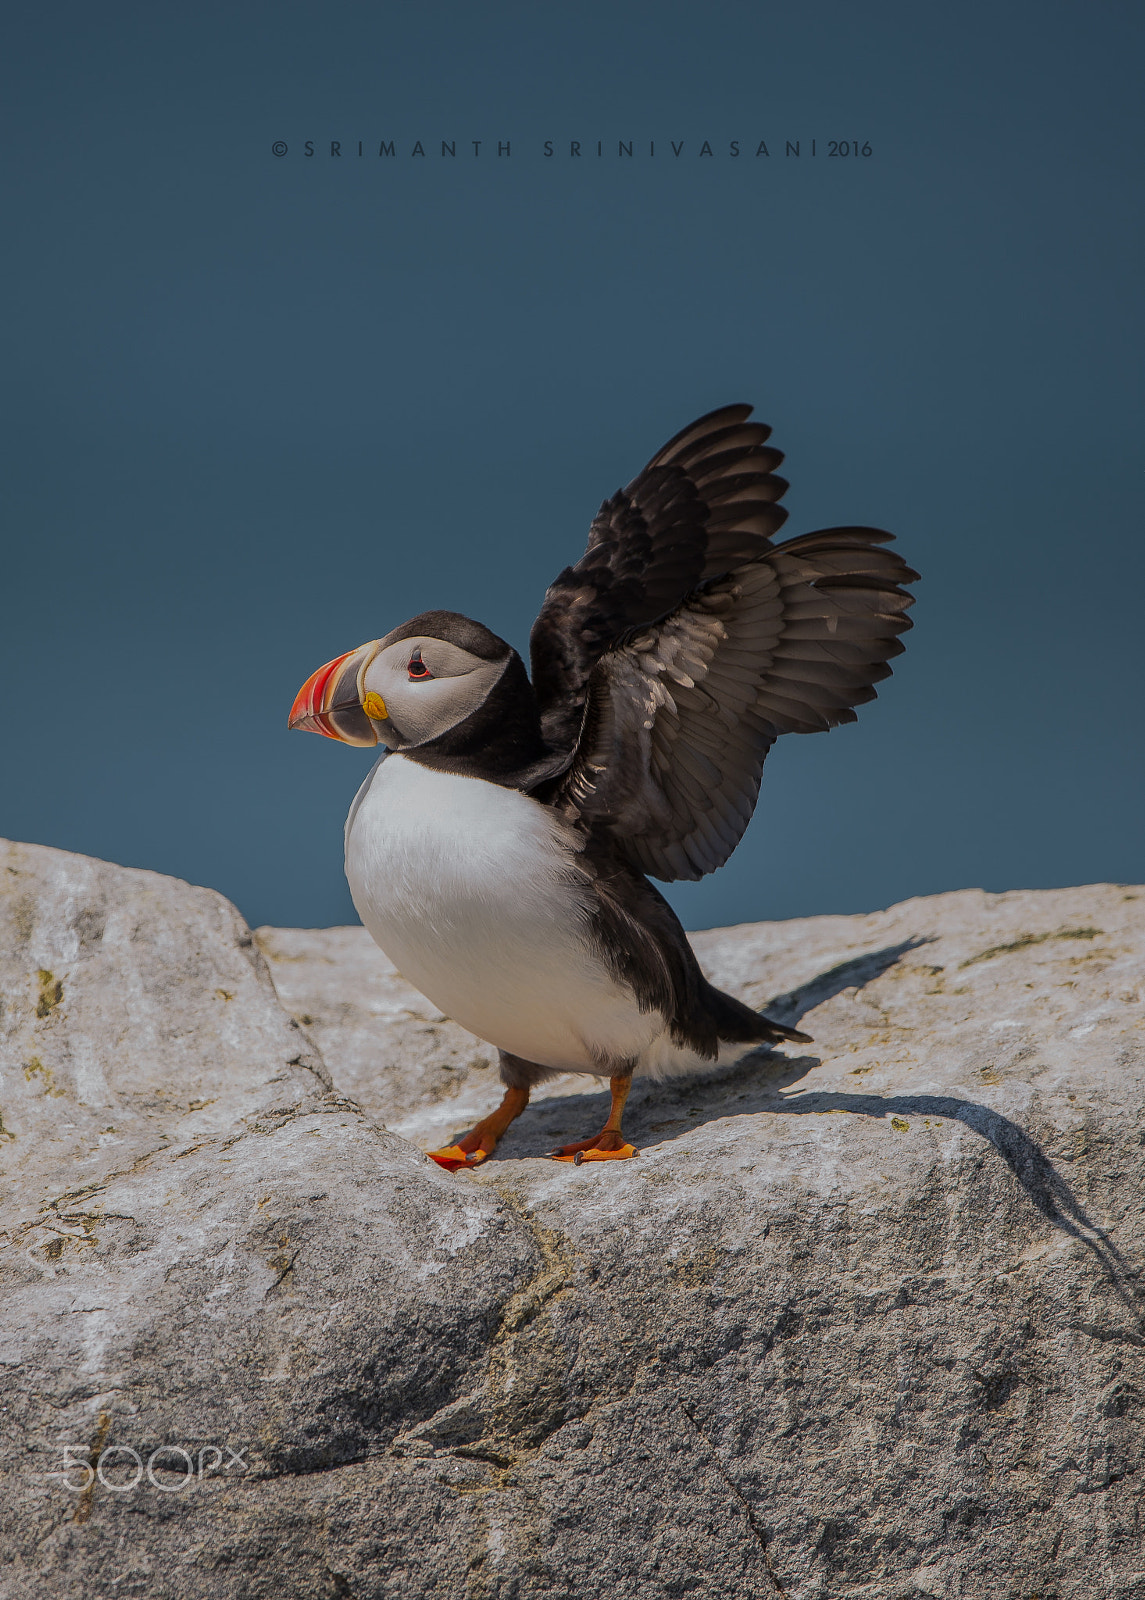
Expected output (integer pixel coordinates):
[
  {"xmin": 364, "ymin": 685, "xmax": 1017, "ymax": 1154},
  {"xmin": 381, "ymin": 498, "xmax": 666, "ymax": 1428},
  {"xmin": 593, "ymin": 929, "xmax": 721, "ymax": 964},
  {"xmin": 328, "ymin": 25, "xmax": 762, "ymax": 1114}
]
[
  {"xmin": 551, "ymin": 1074, "xmax": 638, "ymax": 1163},
  {"xmin": 427, "ymin": 1084, "xmax": 531, "ymax": 1172}
]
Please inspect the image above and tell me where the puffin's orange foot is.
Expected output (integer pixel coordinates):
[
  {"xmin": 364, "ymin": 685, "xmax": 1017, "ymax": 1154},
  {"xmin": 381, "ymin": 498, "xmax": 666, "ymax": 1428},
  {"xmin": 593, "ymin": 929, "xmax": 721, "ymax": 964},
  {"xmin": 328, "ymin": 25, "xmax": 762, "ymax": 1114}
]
[
  {"xmin": 425, "ymin": 1085, "xmax": 531, "ymax": 1173},
  {"xmin": 427, "ymin": 1145, "xmax": 489, "ymax": 1172},
  {"xmin": 550, "ymin": 1130, "xmax": 638, "ymax": 1164}
]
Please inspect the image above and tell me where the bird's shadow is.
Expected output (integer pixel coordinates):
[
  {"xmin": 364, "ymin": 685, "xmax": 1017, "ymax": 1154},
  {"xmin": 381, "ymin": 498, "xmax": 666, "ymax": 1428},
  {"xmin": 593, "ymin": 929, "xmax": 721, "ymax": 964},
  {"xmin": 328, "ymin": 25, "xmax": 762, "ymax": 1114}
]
[
  {"xmin": 498, "ymin": 937, "xmax": 929, "ymax": 1158},
  {"xmin": 493, "ymin": 937, "xmax": 1144, "ymax": 1321},
  {"xmin": 762, "ymin": 935, "xmax": 931, "ymax": 1029}
]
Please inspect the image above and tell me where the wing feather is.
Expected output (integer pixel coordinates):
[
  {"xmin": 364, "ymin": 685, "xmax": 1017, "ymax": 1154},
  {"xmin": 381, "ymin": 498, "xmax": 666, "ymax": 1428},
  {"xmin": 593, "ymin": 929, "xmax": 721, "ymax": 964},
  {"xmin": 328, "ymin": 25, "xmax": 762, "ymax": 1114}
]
[{"xmin": 529, "ymin": 405, "xmax": 918, "ymax": 881}]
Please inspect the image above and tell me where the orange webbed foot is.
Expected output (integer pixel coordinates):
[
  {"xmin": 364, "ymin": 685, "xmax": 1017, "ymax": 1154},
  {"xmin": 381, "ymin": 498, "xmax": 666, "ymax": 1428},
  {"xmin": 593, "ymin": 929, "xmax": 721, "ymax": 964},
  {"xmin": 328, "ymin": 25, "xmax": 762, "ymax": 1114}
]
[
  {"xmin": 425, "ymin": 1084, "xmax": 531, "ymax": 1173},
  {"xmin": 427, "ymin": 1145, "xmax": 489, "ymax": 1172},
  {"xmin": 550, "ymin": 1130, "xmax": 638, "ymax": 1164}
]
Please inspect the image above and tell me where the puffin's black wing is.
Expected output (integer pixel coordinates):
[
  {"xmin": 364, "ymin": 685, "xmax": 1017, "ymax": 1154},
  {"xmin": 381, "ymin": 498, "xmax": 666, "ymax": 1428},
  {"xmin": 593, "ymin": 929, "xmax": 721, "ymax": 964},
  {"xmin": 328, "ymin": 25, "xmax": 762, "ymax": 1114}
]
[{"xmin": 529, "ymin": 404, "xmax": 918, "ymax": 882}]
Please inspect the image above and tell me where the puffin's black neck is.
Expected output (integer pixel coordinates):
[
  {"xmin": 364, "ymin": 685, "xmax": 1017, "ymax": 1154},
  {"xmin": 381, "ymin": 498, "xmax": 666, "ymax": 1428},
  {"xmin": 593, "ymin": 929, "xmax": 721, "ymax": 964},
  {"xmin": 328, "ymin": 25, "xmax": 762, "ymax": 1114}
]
[{"xmin": 402, "ymin": 650, "xmax": 565, "ymax": 789}]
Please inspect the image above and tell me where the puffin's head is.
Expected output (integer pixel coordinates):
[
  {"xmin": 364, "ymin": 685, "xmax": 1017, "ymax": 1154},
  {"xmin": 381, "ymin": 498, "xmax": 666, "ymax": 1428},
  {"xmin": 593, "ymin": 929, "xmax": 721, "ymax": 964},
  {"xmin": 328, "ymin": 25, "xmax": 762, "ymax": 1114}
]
[{"xmin": 288, "ymin": 611, "xmax": 513, "ymax": 749}]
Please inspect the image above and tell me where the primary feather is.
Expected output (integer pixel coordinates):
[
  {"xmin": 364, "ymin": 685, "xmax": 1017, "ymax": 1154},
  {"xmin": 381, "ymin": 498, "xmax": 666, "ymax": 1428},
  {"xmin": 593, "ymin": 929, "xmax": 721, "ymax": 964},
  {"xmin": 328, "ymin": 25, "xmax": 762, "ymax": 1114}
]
[{"xmin": 528, "ymin": 404, "xmax": 917, "ymax": 880}]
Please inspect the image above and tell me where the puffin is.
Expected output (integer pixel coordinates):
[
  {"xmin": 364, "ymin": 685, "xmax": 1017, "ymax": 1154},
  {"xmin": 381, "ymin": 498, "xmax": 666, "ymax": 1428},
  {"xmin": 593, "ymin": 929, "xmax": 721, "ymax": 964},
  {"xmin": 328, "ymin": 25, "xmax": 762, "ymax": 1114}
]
[{"xmin": 289, "ymin": 405, "xmax": 917, "ymax": 1169}]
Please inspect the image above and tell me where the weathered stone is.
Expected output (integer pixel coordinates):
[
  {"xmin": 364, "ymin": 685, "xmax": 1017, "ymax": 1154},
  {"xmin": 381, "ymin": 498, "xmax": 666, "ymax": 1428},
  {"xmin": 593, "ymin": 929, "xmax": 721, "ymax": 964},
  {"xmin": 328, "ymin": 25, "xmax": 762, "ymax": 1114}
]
[
  {"xmin": 3, "ymin": 838, "xmax": 1144, "ymax": 1599},
  {"xmin": 0, "ymin": 841, "xmax": 539, "ymax": 1599}
]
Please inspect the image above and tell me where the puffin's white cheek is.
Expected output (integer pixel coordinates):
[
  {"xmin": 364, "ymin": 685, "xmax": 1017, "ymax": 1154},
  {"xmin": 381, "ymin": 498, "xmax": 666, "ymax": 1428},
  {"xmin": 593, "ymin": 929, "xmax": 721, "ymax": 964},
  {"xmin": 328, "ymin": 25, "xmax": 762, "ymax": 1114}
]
[
  {"xmin": 363, "ymin": 648, "xmax": 508, "ymax": 747},
  {"xmin": 394, "ymin": 683, "xmax": 464, "ymax": 745}
]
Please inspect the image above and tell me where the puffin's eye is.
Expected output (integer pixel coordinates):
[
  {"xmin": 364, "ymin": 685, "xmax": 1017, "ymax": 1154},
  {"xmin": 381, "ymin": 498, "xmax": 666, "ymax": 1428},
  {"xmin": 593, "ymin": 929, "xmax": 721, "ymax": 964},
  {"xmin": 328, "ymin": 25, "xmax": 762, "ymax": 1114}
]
[{"xmin": 407, "ymin": 652, "xmax": 433, "ymax": 681}]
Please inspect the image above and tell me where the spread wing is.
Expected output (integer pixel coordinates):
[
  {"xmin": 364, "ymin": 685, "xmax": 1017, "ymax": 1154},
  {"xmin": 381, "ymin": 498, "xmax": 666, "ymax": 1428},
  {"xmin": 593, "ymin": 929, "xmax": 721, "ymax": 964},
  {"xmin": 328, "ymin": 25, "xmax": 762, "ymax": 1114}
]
[{"xmin": 529, "ymin": 404, "xmax": 918, "ymax": 882}]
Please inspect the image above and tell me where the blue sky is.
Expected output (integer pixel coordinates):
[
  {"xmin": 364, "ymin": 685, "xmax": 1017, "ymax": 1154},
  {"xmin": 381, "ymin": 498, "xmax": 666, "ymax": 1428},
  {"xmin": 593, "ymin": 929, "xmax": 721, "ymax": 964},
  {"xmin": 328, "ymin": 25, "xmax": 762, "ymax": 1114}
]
[{"xmin": 2, "ymin": 1, "xmax": 1142, "ymax": 929}]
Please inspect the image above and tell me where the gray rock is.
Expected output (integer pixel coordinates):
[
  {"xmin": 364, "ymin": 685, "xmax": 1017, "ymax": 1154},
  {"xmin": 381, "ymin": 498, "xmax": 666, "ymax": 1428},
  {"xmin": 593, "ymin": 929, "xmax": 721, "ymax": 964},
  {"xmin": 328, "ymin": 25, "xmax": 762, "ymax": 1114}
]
[
  {"xmin": 0, "ymin": 841, "xmax": 538, "ymax": 1598},
  {"xmin": 3, "ymin": 838, "xmax": 1144, "ymax": 1599}
]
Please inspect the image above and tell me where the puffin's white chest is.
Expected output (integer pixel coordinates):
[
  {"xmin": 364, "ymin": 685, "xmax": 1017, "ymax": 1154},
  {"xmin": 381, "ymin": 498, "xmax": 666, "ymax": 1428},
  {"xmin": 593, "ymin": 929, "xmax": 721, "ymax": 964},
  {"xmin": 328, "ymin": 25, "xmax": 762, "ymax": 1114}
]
[{"xmin": 343, "ymin": 755, "xmax": 660, "ymax": 1072}]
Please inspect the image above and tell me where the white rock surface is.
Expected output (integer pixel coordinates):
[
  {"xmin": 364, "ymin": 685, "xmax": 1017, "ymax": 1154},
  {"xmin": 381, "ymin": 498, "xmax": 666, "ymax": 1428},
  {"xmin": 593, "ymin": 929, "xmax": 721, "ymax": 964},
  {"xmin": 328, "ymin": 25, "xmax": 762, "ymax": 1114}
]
[{"xmin": 3, "ymin": 837, "xmax": 1144, "ymax": 1599}]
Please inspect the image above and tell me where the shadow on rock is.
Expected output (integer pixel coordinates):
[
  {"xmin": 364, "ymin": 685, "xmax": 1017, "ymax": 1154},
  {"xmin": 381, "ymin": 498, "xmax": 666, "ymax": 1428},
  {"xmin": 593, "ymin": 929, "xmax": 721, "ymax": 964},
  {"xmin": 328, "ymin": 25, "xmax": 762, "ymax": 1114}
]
[
  {"xmin": 764, "ymin": 936, "xmax": 932, "ymax": 1029},
  {"xmin": 508, "ymin": 1074, "xmax": 1144, "ymax": 1328},
  {"xmin": 496, "ymin": 938, "xmax": 924, "ymax": 1162},
  {"xmin": 498, "ymin": 937, "xmax": 925, "ymax": 1159},
  {"xmin": 772, "ymin": 1087, "xmax": 1145, "ymax": 1324},
  {"xmin": 493, "ymin": 936, "xmax": 1143, "ymax": 1324}
]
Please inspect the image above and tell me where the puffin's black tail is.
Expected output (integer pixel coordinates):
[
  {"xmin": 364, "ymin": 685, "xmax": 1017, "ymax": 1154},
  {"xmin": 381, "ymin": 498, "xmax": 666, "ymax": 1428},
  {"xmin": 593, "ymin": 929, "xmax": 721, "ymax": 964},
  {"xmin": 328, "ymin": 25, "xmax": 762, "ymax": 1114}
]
[{"xmin": 704, "ymin": 982, "xmax": 812, "ymax": 1046}]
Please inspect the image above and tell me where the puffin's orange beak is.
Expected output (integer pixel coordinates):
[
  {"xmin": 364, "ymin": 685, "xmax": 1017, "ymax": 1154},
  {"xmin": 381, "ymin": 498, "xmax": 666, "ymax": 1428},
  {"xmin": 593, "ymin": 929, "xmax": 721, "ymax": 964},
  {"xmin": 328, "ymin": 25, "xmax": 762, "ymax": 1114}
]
[{"xmin": 289, "ymin": 642, "xmax": 381, "ymax": 746}]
